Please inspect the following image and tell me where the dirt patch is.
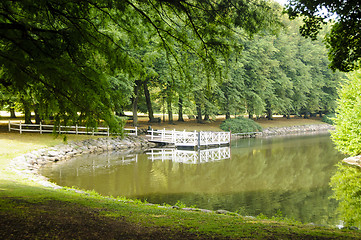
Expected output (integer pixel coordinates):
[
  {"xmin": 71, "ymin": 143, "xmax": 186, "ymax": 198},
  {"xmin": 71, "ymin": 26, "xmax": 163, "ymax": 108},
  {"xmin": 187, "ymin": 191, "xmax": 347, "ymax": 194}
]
[{"xmin": 0, "ymin": 197, "xmax": 221, "ymax": 240}]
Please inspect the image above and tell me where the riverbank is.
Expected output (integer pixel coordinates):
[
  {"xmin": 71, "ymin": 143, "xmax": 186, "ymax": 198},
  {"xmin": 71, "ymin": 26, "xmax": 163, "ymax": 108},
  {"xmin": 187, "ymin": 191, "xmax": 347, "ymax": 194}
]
[
  {"xmin": 261, "ymin": 124, "xmax": 334, "ymax": 137},
  {"xmin": 2, "ymin": 122, "xmax": 360, "ymax": 239}
]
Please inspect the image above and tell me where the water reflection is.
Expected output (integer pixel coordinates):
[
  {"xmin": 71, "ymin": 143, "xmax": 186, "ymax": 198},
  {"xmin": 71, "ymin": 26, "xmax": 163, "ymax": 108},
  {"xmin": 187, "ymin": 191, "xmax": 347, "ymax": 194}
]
[
  {"xmin": 40, "ymin": 134, "xmax": 344, "ymax": 225},
  {"xmin": 330, "ymin": 163, "xmax": 361, "ymax": 228},
  {"xmin": 147, "ymin": 147, "xmax": 230, "ymax": 164}
]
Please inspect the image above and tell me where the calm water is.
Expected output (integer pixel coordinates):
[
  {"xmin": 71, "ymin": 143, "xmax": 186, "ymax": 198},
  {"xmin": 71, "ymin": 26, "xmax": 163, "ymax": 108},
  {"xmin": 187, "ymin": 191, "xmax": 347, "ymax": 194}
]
[{"xmin": 40, "ymin": 134, "xmax": 345, "ymax": 225}]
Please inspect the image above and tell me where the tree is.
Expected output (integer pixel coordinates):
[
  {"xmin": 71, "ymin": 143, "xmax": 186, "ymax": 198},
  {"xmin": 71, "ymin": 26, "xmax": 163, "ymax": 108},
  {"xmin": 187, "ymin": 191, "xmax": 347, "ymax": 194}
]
[
  {"xmin": 286, "ymin": 0, "xmax": 361, "ymax": 72},
  {"xmin": 0, "ymin": 0, "xmax": 281, "ymax": 129},
  {"xmin": 331, "ymin": 70, "xmax": 361, "ymax": 156}
]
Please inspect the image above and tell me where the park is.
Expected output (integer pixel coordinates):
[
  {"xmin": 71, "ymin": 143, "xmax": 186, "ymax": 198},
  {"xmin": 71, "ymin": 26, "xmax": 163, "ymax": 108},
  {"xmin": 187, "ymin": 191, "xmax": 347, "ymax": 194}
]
[{"xmin": 1, "ymin": 0, "xmax": 361, "ymax": 239}]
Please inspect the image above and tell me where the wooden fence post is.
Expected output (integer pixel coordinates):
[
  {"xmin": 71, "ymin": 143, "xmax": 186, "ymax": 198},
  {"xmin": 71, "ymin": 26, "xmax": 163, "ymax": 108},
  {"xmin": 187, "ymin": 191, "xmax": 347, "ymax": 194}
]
[
  {"xmin": 172, "ymin": 129, "xmax": 175, "ymax": 143},
  {"xmin": 229, "ymin": 130, "xmax": 232, "ymax": 145},
  {"xmin": 8, "ymin": 121, "xmax": 10, "ymax": 132},
  {"xmin": 135, "ymin": 126, "xmax": 137, "ymax": 136},
  {"xmin": 197, "ymin": 131, "xmax": 201, "ymax": 149},
  {"xmin": 19, "ymin": 121, "xmax": 22, "ymax": 134},
  {"xmin": 76, "ymin": 124, "xmax": 78, "ymax": 135},
  {"xmin": 40, "ymin": 122, "xmax": 42, "ymax": 134}
]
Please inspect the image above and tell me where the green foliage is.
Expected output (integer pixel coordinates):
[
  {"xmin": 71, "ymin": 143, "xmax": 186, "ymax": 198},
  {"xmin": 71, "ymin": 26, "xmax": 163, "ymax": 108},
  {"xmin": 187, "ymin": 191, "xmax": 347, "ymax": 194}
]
[
  {"xmin": 330, "ymin": 163, "xmax": 361, "ymax": 227},
  {"xmin": 0, "ymin": 0, "xmax": 281, "ymax": 127},
  {"xmin": 112, "ymin": 116, "xmax": 128, "ymax": 137},
  {"xmin": 322, "ymin": 113, "xmax": 335, "ymax": 125},
  {"xmin": 220, "ymin": 117, "xmax": 262, "ymax": 133},
  {"xmin": 331, "ymin": 70, "xmax": 361, "ymax": 156},
  {"xmin": 286, "ymin": 0, "xmax": 361, "ymax": 71},
  {"xmin": 223, "ymin": 16, "xmax": 344, "ymax": 119}
]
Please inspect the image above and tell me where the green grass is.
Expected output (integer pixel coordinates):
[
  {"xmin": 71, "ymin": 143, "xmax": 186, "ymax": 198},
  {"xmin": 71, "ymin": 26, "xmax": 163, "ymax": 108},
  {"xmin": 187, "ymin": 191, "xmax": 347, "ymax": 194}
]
[{"xmin": 1, "ymin": 131, "xmax": 360, "ymax": 239}]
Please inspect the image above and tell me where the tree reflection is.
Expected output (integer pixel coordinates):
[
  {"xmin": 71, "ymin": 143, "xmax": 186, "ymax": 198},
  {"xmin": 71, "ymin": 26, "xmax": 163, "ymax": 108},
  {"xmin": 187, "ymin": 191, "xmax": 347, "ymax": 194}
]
[{"xmin": 330, "ymin": 163, "xmax": 361, "ymax": 227}]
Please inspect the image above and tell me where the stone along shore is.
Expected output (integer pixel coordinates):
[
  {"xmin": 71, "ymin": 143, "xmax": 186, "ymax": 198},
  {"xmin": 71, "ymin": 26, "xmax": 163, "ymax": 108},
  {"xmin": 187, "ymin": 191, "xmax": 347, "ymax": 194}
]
[{"xmin": 261, "ymin": 124, "xmax": 334, "ymax": 137}]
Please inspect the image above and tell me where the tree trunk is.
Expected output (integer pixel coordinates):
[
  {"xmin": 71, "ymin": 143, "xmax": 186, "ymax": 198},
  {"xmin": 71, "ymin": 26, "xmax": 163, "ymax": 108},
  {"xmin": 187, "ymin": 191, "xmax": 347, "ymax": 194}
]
[
  {"xmin": 132, "ymin": 80, "xmax": 141, "ymax": 126},
  {"xmin": 196, "ymin": 104, "xmax": 202, "ymax": 123},
  {"xmin": 9, "ymin": 103, "xmax": 16, "ymax": 118},
  {"xmin": 34, "ymin": 105, "xmax": 41, "ymax": 124},
  {"xmin": 144, "ymin": 81, "xmax": 155, "ymax": 122},
  {"xmin": 195, "ymin": 93, "xmax": 203, "ymax": 123},
  {"xmin": 225, "ymin": 112, "xmax": 231, "ymax": 119},
  {"xmin": 178, "ymin": 97, "xmax": 184, "ymax": 122},
  {"xmin": 203, "ymin": 113, "xmax": 210, "ymax": 121},
  {"xmin": 304, "ymin": 111, "xmax": 310, "ymax": 119},
  {"xmin": 22, "ymin": 100, "xmax": 32, "ymax": 124},
  {"xmin": 266, "ymin": 108, "xmax": 273, "ymax": 120},
  {"xmin": 167, "ymin": 95, "xmax": 173, "ymax": 123}
]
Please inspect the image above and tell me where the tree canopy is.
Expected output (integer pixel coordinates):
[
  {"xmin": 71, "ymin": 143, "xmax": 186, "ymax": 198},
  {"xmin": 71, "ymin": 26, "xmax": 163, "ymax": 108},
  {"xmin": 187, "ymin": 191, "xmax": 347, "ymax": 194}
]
[
  {"xmin": 0, "ymin": 0, "xmax": 280, "ymax": 129},
  {"xmin": 286, "ymin": 0, "xmax": 361, "ymax": 72}
]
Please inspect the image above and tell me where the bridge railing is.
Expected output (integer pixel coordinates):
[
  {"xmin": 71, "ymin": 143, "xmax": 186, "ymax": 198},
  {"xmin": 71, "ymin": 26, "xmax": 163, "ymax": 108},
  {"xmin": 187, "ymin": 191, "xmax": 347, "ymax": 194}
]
[
  {"xmin": 199, "ymin": 131, "xmax": 230, "ymax": 145},
  {"xmin": 147, "ymin": 129, "xmax": 231, "ymax": 147}
]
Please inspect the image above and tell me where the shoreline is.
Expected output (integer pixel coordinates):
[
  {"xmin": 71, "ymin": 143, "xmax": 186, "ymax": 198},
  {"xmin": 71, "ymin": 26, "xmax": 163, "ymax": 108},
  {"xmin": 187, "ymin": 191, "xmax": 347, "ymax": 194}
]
[
  {"xmin": 9, "ymin": 123, "xmax": 335, "ymax": 188},
  {"xmin": 8, "ymin": 135, "xmax": 156, "ymax": 188},
  {"xmin": 261, "ymin": 123, "xmax": 334, "ymax": 137}
]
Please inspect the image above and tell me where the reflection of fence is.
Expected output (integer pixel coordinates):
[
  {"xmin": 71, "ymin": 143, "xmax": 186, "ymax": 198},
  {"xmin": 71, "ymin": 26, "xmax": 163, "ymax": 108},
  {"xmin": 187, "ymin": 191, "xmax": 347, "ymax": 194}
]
[
  {"xmin": 147, "ymin": 129, "xmax": 230, "ymax": 148},
  {"xmin": 8, "ymin": 121, "xmax": 137, "ymax": 136},
  {"xmin": 58, "ymin": 154, "xmax": 138, "ymax": 178},
  {"xmin": 147, "ymin": 147, "xmax": 231, "ymax": 164}
]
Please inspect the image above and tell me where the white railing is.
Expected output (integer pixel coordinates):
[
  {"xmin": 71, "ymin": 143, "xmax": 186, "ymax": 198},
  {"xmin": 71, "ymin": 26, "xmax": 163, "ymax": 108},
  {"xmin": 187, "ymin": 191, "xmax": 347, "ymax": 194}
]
[
  {"xmin": 147, "ymin": 147, "xmax": 231, "ymax": 164},
  {"xmin": 147, "ymin": 129, "xmax": 230, "ymax": 147},
  {"xmin": 124, "ymin": 127, "xmax": 138, "ymax": 136},
  {"xmin": 8, "ymin": 121, "xmax": 137, "ymax": 136}
]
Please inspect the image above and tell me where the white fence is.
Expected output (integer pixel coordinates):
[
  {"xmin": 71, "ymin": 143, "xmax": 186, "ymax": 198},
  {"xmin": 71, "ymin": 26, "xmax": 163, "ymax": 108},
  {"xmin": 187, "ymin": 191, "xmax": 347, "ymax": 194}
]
[
  {"xmin": 147, "ymin": 147, "xmax": 231, "ymax": 164},
  {"xmin": 147, "ymin": 129, "xmax": 230, "ymax": 147},
  {"xmin": 8, "ymin": 121, "xmax": 137, "ymax": 136}
]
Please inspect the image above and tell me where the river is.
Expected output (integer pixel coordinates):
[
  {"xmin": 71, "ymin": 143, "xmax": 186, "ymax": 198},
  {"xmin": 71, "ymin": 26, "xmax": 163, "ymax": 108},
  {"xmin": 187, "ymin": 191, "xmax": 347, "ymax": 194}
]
[{"xmin": 40, "ymin": 133, "xmax": 345, "ymax": 225}]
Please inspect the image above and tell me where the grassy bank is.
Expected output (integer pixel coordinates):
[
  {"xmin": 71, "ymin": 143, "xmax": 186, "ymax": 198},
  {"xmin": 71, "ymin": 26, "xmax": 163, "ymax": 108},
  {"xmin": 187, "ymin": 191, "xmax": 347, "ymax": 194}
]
[{"xmin": 1, "ymin": 119, "xmax": 360, "ymax": 239}]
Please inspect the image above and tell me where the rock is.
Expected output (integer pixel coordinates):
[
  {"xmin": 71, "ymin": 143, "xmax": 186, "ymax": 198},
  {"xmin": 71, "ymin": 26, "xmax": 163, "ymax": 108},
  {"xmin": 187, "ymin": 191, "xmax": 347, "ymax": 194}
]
[
  {"xmin": 199, "ymin": 209, "xmax": 213, "ymax": 213},
  {"xmin": 216, "ymin": 209, "xmax": 231, "ymax": 215},
  {"xmin": 47, "ymin": 151, "xmax": 59, "ymax": 157},
  {"xmin": 182, "ymin": 208, "xmax": 197, "ymax": 211}
]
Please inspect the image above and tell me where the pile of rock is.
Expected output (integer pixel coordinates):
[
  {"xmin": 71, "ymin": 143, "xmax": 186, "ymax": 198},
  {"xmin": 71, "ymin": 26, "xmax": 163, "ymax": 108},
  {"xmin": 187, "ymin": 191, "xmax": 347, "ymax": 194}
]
[{"xmin": 261, "ymin": 124, "xmax": 334, "ymax": 137}]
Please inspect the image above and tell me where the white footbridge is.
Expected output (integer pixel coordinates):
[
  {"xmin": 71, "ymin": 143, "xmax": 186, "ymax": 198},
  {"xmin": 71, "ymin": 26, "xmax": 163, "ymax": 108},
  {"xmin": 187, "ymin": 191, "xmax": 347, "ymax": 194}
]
[
  {"xmin": 147, "ymin": 147, "xmax": 231, "ymax": 164},
  {"xmin": 147, "ymin": 129, "xmax": 231, "ymax": 148}
]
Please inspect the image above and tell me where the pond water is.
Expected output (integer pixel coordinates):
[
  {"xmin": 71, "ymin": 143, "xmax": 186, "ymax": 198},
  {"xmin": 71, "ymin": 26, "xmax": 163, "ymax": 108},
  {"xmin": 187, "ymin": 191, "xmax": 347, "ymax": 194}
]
[{"xmin": 40, "ymin": 134, "xmax": 345, "ymax": 225}]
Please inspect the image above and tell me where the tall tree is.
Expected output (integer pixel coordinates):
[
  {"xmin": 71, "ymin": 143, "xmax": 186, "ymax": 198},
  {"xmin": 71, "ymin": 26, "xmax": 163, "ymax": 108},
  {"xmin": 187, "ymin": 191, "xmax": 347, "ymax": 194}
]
[{"xmin": 286, "ymin": 0, "xmax": 361, "ymax": 71}]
